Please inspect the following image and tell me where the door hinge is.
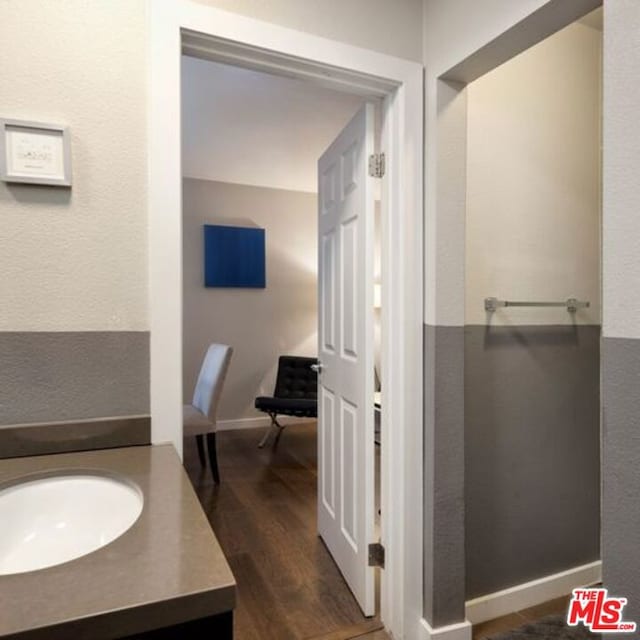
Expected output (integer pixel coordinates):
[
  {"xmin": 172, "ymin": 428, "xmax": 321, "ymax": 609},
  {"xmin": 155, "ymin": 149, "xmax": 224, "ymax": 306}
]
[
  {"xmin": 368, "ymin": 153, "xmax": 385, "ymax": 178},
  {"xmin": 368, "ymin": 542, "xmax": 385, "ymax": 568}
]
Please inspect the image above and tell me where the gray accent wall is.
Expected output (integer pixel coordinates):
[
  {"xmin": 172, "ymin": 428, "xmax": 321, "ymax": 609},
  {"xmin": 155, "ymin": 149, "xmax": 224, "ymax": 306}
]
[
  {"xmin": 465, "ymin": 325, "xmax": 601, "ymax": 598},
  {"xmin": 423, "ymin": 324, "xmax": 466, "ymax": 627},
  {"xmin": 0, "ymin": 332, "xmax": 150, "ymax": 426},
  {"xmin": 602, "ymin": 337, "xmax": 640, "ymax": 628}
]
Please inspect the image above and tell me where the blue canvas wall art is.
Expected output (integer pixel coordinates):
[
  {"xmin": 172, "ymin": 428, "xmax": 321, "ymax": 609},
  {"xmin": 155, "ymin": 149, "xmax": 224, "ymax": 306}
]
[{"xmin": 204, "ymin": 224, "xmax": 266, "ymax": 288}]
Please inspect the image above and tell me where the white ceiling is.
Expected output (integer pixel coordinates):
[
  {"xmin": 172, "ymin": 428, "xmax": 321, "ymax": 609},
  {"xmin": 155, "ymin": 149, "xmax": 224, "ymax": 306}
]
[{"xmin": 181, "ymin": 56, "xmax": 365, "ymax": 193}]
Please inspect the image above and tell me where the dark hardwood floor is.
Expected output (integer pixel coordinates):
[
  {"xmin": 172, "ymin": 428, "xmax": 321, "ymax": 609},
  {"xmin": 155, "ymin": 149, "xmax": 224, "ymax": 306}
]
[
  {"xmin": 184, "ymin": 422, "xmax": 386, "ymax": 640},
  {"xmin": 185, "ymin": 421, "xmax": 568, "ymax": 640}
]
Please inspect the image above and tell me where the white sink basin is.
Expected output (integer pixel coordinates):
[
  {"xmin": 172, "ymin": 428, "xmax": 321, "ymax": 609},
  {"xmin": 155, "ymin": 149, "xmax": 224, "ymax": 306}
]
[{"xmin": 0, "ymin": 473, "xmax": 143, "ymax": 576}]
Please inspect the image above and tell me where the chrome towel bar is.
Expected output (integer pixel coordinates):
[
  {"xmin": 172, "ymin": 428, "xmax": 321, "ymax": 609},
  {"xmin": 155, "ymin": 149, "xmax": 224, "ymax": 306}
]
[{"xmin": 484, "ymin": 297, "xmax": 590, "ymax": 313}]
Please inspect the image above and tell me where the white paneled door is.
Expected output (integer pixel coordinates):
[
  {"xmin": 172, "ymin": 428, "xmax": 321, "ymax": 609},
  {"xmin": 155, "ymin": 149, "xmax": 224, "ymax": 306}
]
[{"xmin": 317, "ymin": 103, "xmax": 376, "ymax": 616}]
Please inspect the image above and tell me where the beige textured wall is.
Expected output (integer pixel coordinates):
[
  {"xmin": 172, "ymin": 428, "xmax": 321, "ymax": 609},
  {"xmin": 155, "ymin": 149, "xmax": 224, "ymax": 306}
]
[
  {"xmin": 192, "ymin": 0, "xmax": 423, "ymax": 61},
  {"xmin": 0, "ymin": 0, "xmax": 147, "ymax": 331},
  {"xmin": 465, "ymin": 22, "xmax": 602, "ymax": 325},
  {"xmin": 0, "ymin": 0, "xmax": 421, "ymax": 335},
  {"xmin": 183, "ymin": 179, "xmax": 317, "ymax": 422}
]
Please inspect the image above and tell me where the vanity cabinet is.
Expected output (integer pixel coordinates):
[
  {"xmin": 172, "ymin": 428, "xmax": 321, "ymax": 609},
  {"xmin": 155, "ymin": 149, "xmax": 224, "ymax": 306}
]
[{"xmin": 0, "ymin": 445, "xmax": 236, "ymax": 640}]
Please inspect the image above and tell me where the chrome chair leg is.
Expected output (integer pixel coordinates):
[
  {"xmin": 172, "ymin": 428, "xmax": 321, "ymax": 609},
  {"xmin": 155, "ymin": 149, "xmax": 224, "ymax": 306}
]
[{"xmin": 258, "ymin": 414, "xmax": 284, "ymax": 448}]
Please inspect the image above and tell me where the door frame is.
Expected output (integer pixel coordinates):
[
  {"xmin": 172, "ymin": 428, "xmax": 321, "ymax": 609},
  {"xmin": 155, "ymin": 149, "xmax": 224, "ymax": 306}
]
[{"xmin": 148, "ymin": 2, "xmax": 424, "ymax": 637}]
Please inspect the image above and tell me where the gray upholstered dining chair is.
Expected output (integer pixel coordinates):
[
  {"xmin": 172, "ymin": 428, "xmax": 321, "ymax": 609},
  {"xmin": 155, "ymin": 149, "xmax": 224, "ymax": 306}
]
[{"xmin": 183, "ymin": 343, "xmax": 233, "ymax": 484}]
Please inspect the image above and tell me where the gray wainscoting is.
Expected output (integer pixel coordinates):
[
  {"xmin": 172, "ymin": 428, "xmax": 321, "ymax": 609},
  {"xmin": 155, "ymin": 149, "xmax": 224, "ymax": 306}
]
[
  {"xmin": 602, "ymin": 337, "xmax": 640, "ymax": 628},
  {"xmin": 465, "ymin": 324, "xmax": 601, "ymax": 599},
  {"xmin": 0, "ymin": 332, "xmax": 150, "ymax": 426},
  {"xmin": 423, "ymin": 324, "xmax": 466, "ymax": 627}
]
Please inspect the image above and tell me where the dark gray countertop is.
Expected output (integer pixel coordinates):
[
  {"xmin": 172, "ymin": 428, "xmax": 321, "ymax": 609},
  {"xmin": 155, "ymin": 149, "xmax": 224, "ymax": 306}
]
[{"xmin": 0, "ymin": 445, "xmax": 236, "ymax": 639}]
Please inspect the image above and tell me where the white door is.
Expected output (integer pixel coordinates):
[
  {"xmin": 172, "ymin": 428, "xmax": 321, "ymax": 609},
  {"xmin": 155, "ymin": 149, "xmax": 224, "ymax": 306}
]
[{"xmin": 317, "ymin": 103, "xmax": 376, "ymax": 616}]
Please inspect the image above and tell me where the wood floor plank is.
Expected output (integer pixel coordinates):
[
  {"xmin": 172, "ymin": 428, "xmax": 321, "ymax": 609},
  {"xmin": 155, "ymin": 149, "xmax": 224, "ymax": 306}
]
[
  {"xmin": 303, "ymin": 619, "xmax": 384, "ymax": 640},
  {"xmin": 517, "ymin": 594, "xmax": 571, "ymax": 621},
  {"xmin": 227, "ymin": 552, "xmax": 298, "ymax": 640},
  {"xmin": 352, "ymin": 631, "xmax": 390, "ymax": 640},
  {"xmin": 472, "ymin": 612, "xmax": 527, "ymax": 639}
]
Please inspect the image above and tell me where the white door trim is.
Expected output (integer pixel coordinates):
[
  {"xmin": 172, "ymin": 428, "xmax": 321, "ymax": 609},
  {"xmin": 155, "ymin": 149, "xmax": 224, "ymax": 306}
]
[
  {"xmin": 420, "ymin": 618, "xmax": 473, "ymax": 640},
  {"xmin": 149, "ymin": 3, "xmax": 424, "ymax": 637}
]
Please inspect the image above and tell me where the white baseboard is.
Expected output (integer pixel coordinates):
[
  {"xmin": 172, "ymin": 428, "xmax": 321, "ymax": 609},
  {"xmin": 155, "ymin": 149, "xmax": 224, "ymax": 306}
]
[
  {"xmin": 420, "ymin": 618, "xmax": 472, "ymax": 640},
  {"xmin": 465, "ymin": 560, "xmax": 602, "ymax": 625},
  {"xmin": 216, "ymin": 415, "xmax": 316, "ymax": 432}
]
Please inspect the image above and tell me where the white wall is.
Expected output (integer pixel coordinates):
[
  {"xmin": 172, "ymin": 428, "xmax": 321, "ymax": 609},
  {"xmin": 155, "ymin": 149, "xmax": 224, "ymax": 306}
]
[
  {"xmin": 182, "ymin": 57, "xmax": 364, "ymax": 193},
  {"xmin": 600, "ymin": 2, "xmax": 640, "ymax": 628},
  {"xmin": 191, "ymin": 0, "xmax": 423, "ymax": 62},
  {"xmin": 602, "ymin": 0, "xmax": 640, "ymax": 340},
  {"xmin": 465, "ymin": 22, "xmax": 601, "ymax": 326},
  {"xmin": 182, "ymin": 179, "xmax": 317, "ymax": 421},
  {"xmin": 0, "ymin": 0, "xmax": 147, "ymax": 332}
]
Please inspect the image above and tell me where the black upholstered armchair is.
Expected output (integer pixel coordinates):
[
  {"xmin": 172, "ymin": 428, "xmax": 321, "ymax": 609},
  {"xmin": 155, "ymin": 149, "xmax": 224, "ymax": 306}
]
[{"xmin": 255, "ymin": 355, "xmax": 318, "ymax": 448}]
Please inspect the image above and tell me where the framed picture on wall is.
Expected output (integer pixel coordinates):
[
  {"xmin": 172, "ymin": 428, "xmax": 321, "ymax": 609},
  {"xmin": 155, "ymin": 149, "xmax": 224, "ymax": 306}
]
[
  {"xmin": 204, "ymin": 224, "xmax": 266, "ymax": 288},
  {"xmin": 0, "ymin": 118, "xmax": 72, "ymax": 187}
]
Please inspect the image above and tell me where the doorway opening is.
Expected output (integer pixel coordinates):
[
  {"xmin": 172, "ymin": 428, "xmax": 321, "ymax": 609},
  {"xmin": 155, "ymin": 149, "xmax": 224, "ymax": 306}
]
[{"xmin": 180, "ymin": 55, "xmax": 384, "ymax": 637}]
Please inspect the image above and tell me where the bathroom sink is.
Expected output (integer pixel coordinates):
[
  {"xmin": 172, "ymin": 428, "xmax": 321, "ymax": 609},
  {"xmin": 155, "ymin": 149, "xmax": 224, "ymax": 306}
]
[{"xmin": 0, "ymin": 473, "xmax": 143, "ymax": 576}]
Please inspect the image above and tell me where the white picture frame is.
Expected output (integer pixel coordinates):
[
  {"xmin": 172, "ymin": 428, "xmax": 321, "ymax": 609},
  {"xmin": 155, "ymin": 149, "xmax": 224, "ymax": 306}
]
[{"xmin": 0, "ymin": 118, "xmax": 72, "ymax": 187}]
